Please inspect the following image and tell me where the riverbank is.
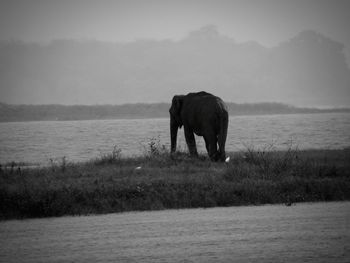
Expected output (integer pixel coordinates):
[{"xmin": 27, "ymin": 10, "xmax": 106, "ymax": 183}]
[
  {"xmin": 1, "ymin": 102, "xmax": 349, "ymax": 122},
  {"xmin": 1, "ymin": 148, "xmax": 349, "ymax": 220}
]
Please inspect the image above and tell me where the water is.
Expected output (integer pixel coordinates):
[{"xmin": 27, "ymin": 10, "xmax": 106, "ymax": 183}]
[
  {"xmin": 0, "ymin": 113, "xmax": 350, "ymax": 165},
  {"xmin": 0, "ymin": 202, "xmax": 349, "ymax": 262}
]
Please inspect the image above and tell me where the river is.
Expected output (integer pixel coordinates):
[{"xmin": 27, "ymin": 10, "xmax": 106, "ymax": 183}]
[
  {"xmin": 0, "ymin": 202, "xmax": 349, "ymax": 262},
  {"xmin": 1, "ymin": 112, "xmax": 350, "ymax": 165}
]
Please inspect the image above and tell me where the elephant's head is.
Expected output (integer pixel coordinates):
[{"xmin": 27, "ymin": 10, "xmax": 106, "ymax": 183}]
[{"xmin": 169, "ymin": 95, "xmax": 185, "ymax": 153}]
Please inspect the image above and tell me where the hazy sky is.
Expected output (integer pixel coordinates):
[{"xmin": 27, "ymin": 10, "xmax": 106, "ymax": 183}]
[{"xmin": 1, "ymin": 0, "xmax": 349, "ymax": 50}]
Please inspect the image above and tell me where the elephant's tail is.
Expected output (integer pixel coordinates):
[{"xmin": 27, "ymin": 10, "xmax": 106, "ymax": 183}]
[{"xmin": 218, "ymin": 109, "xmax": 228, "ymax": 161}]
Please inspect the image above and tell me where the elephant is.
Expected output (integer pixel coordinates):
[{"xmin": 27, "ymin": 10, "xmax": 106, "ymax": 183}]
[{"xmin": 169, "ymin": 91, "xmax": 229, "ymax": 161}]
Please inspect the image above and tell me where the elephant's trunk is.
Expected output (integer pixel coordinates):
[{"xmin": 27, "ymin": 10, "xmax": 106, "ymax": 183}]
[{"xmin": 170, "ymin": 117, "xmax": 178, "ymax": 153}]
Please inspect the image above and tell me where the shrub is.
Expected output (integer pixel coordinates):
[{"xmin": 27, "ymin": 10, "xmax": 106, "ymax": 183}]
[{"xmin": 94, "ymin": 146, "xmax": 122, "ymax": 165}]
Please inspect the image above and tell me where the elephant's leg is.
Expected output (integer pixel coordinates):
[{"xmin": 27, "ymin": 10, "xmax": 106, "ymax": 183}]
[
  {"xmin": 218, "ymin": 139, "xmax": 226, "ymax": 161},
  {"xmin": 184, "ymin": 128, "xmax": 198, "ymax": 156},
  {"xmin": 204, "ymin": 137, "xmax": 210, "ymax": 153},
  {"xmin": 205, "ymin": 133, "xmax": 219, "ymax": 161},
  {"xmin": 218, "ymin": 112, "xmax": 228, "ymax": 161},
  {"xmin": 218, "ymin": 132, "xmax": 227, "ymax": 161}
]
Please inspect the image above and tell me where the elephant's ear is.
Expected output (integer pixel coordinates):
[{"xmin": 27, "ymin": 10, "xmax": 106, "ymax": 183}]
[{"xmin": 170, "ymin": 95, "xmax": 184, "ymax": 128}]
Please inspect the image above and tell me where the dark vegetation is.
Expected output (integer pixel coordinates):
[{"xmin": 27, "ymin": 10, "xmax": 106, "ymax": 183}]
[
  {"xmin": 1, "ymin": 102, "xmax": 349, "ymax": 122},
  {"xmin": 1, "ymin": 143, "xmax": 349, "ymax": 220}
]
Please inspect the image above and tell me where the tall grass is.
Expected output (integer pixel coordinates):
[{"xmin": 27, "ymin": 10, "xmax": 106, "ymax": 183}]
[{"xmin": 0, "ymin": 142, "xmax": 349, "ymax": 220}]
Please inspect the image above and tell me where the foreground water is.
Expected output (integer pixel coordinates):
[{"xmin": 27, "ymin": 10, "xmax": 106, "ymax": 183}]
[
  {"xmin": 0, "ymin": 202, "xmax": 349, "ymax": 262},
  {"xmin": 0, "ymin": 112, "xmax": 350, "ymax": 164}
]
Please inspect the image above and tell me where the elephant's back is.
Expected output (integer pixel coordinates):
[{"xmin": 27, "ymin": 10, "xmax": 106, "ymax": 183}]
[
  {"xmin": 184, "ymin": 95, "xmax": 227, "ymax": 125},
  {"xmin": 199, "ymin": 95, "xmax": 227, "ymax": 115},
  {"xmin": 185, "ymin": 94, "xmax": 227, "ymax": 114},
  {"xmin": 214, "ymin": 96, "xmax": 228, "ymax": 113}
]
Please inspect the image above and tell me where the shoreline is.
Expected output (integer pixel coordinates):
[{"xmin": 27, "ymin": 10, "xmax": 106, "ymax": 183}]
[
  {"xmin": 1, "ymin": 104, "xmax": 349, "ymax": 123},
  {"xmin": 1, "ymin": 111, "xmax": 350, "ymax": 124},
  {"xmin": 2, "ymin": 147, "xmax": 350, "ymax": 169},
  {"xmin": 1, "ymin": 148, "xmax": 349, "ymax": 220}
]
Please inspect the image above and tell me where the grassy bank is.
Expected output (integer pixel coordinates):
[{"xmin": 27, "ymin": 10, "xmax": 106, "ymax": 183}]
[{"xmin": 1, "ymin": 147, "xmax": 350, "ymax": 220}]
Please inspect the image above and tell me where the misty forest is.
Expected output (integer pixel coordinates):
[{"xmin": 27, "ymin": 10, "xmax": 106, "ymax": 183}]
[{"xmin": 1, "ymin": 26, "xmax": 350, "ymax": 108}]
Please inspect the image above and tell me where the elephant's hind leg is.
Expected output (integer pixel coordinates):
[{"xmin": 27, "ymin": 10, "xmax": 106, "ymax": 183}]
[
  {"xmin": 204, "ymin": 137, "xmax": 210, "ymax": 153},
  {"xmin": 184, "ymin": 128, "xmax": 198, "ymax": 156},
  {"xmin": 204, "ymin": 133, "xmax": 219, "ymax": 161}
]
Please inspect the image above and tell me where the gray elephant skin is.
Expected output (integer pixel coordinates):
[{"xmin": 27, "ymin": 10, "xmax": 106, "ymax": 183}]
[{"xmin": 169, "ymin": 91, "xmax": 229, "ymax": 161}]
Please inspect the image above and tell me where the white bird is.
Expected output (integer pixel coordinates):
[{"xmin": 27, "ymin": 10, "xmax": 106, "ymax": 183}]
[
  {"xmin": 135, "ymin": 166, "xmax": 142, "ymax": 170},
  {"xmin": 225, "ymin": 156, "xmax": 230, "ymax": 163}
]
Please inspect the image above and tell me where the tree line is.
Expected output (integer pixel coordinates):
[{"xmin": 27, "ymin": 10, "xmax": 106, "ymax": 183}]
[{"xmin": 1, "ymin": 102, "xmax": 348, "ymax": 122}]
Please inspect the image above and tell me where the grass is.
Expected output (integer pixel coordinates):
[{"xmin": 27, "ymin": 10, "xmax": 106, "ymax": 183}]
[{"xmin": 0, "ymin": 144, "xmax": 350, "ymax": 220}]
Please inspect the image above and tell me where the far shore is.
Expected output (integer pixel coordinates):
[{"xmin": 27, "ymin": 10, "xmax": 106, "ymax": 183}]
[{"xmin": 1, "ymin": 102, "xmax": 349, "ymax": 123}]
